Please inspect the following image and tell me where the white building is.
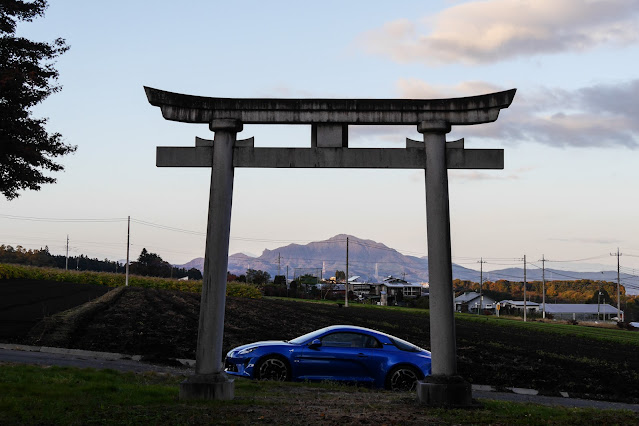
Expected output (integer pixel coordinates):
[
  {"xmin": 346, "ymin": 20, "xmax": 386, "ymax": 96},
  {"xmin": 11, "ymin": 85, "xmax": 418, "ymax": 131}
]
[
  {"xmin": 543, "ymin": 303, "xmax": 623, "ymax": 321},
  {"xmin": 454, "ymin": 291, "xmax": 496, "ymax": 313}
]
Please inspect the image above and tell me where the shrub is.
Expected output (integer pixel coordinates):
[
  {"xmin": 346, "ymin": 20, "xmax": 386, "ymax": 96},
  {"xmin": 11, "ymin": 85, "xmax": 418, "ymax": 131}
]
[
  {"xmin": 407, "ymin": 296, "xmax": 430, "ymax": 310},
  {"xmin": 227, "ymin": 282, "xmax": 262, "ymax": 299}
]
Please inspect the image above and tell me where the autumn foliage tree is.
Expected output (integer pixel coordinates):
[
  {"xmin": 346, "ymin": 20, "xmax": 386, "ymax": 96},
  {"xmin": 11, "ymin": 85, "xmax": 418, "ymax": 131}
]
[{"xmin": 0, "ymin": 0, "xmax": 75, "ymax": 199}]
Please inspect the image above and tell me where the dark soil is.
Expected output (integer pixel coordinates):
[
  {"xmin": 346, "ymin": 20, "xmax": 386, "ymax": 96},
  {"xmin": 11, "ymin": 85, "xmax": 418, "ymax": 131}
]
[
  {"xmin": 2, "ymin": 281, "xmax": 639, "ymax": 404},
  {"xmin": 0, "ymin": 279, "xmax": 111, "ymax": 342}
]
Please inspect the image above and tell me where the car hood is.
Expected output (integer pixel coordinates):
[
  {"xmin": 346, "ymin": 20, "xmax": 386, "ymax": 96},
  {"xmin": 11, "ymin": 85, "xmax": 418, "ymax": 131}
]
[{"xmin": 229, "ymin": 340, "xmax": 294, "ymax": 353}]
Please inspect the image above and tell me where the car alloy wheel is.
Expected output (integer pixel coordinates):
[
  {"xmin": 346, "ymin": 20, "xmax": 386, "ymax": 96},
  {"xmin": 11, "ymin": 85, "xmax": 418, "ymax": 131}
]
[
  {"xmin": 257, "ymin": 357, "xmax": 290, "ymax": 381},
  {"xmin": 388, "ymin": 366, "xmax": 420, "ymax": 391}
]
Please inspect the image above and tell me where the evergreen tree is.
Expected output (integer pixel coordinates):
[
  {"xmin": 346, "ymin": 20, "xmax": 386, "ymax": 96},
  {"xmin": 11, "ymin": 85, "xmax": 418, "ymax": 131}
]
[{"xmin": 0, "ymin": 0, "xmax": 75, "ymax": 199}]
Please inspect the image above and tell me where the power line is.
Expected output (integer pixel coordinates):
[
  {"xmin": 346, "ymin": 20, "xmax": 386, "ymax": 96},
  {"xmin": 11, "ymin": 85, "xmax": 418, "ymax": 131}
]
[{"xmin": 0, "ymin": 214, "xmax": 126, "ymax": 223}]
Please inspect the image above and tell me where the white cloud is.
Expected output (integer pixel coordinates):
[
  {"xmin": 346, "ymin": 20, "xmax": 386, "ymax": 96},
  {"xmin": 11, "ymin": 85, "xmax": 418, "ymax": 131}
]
[
  {"xmin": 450, "ymin": 167, "xmax": 534, "ymax": 181},
  {"xmin": 357, "ymin": 78, "xmax": 639, "ymax": 149},
  {"xmin": 358, "ymin": 0, "xmax": 639, "ymax": 64}
]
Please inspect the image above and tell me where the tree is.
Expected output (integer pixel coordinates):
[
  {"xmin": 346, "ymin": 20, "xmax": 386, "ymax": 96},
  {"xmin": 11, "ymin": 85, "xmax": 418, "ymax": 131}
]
[
  {"xmin": 590, "ymin": 288, "xmax": 610, "ymax": 304},
  {"xmin": 1, "ymin": 0, "xmax": 75, "ymax": 200},
  {"xmin": 130, "ymin": 248, "xmax": 171, "ymax": 277},
  {"xmin": 335, "ymin": 270, "xmax": 345, "ymax": 282},
  {"xmin": 246, "ymin": 268, "xmax": 270, "ymax": 285},
  {"xmin": 273, "ymin": 275, "xmax": 286, "ymax": 286},
  {"xmin": 187, "ymin": 268, "xmax": 202, "ymax": 280}
]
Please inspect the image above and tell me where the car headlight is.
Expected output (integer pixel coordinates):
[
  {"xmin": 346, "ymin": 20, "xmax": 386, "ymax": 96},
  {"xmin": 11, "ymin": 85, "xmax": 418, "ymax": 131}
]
[{"xmin": 238, "ymin": 347, "xmax": 257, "ymax": 355}]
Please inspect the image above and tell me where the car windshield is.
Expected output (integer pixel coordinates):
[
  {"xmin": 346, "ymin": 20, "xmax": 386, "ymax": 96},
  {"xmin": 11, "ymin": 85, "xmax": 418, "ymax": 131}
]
[
  {"xmin": 388, "ymin": 336, "xmax": 425, "ymax": 352},
  {"xmin": 288, "ymin": 328, "xmax": 332, "ymax": 345}
]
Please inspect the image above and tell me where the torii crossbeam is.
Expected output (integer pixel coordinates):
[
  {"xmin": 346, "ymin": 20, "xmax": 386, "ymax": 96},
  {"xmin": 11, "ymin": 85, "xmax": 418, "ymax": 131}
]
[{"xmin": 145, "ymin": 87, "xmax": 516, "ymax": 405}]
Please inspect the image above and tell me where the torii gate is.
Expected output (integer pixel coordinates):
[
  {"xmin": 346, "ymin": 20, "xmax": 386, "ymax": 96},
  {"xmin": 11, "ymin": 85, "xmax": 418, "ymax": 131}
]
[{"xmin": 145, "ymin": 87, "xmax": 516, "ymax": 405}]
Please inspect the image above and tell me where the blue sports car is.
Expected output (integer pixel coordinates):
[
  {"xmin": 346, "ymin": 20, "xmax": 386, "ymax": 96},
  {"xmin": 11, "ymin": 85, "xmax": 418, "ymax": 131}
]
[{"xmin": 224, "ymin": 325, "xmax": 431, "ymax": 391}]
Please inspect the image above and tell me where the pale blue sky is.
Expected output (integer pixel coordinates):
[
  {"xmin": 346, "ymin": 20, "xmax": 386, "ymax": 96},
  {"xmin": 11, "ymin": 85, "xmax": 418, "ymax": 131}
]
[{"xmin": 2, "ymin": 0, "xmax": 639, "ymax": 278}]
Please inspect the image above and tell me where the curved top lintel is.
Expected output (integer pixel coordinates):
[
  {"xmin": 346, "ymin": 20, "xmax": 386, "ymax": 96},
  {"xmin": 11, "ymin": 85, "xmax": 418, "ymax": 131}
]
[{"xmin": 144, "ymin": 86, "xmax": 516, "ymax": 126}]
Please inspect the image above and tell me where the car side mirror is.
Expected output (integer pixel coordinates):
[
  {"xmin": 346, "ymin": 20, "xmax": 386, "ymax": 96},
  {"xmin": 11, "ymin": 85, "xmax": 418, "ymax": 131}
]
[{"xmin": 308, "ymin": 339, "xmax": 322, "ymax": 349}]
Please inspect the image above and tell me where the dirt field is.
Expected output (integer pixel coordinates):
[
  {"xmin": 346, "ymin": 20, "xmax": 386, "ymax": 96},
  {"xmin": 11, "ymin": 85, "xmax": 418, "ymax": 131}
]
[
  {"xmin": 0, "ymin": 279, "xmax": 111, "ymax": 343},
  {"xmin": 2, "ymin": 281, "xmax": 638, "ymax": 404}
]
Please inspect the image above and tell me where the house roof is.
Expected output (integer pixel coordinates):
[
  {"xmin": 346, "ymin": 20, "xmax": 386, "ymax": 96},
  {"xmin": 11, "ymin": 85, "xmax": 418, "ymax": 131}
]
[
  {"xmin": 455, "ymin": 292, "xmax": 496, "ymax": 305},
  {"xmin": 499, "ymin": 300, "xmax": 540, "ymax": 307},
  {"xmin": 455, "ymin": 292, "xmax": 481, "ymax": 303},
  {"xmin": 383, "ymin": 275, "xmax": 409, "ymax": 284},
  {"xmin": 543, "ymin": 304, "xmax": 621, "ymax": 314}
]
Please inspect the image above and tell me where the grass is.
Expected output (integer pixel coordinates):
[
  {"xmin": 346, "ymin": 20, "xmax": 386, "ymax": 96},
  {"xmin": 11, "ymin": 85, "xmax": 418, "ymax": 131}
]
[
  {"xmin": 268, "ymin": 295, "xmax": 639, "ymax": 347},
  {"xmin": 0, "ymin": 364, "xmax": 636, "ymax": 425},
  {"xmin": 456, "ymin": 312, "xmax": 639, "ymax": 347}
]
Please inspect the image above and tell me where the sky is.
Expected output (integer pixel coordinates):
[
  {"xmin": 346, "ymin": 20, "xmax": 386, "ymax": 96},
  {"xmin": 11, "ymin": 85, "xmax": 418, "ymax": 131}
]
[{"xmin": 2, "ymin": 0, "xmax": 639, "ymax": 280}]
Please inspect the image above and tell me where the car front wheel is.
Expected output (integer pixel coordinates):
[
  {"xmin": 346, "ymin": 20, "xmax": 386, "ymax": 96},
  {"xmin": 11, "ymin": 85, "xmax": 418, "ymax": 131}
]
[
  {"xmin": 386, "ymin": 366, "xmax": 422, "ymax": 391},
  {"xmin": 256, "ymin": 356, "xmax": 291, "ymax": 381}
]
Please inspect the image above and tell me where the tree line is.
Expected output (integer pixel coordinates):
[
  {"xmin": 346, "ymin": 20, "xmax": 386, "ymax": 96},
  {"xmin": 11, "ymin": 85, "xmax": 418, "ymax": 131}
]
[
  {"xmin": 0, "ymin": 244, "xmax": 202, "ymax": 280},
  {"xmin": 454, "ymin": 278, "xmax": 639, "ymax": 322}
]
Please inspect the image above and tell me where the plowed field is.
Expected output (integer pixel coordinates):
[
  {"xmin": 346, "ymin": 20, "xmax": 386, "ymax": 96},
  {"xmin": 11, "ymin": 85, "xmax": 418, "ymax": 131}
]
[
  {"xmin": 0, "ymin": 279, "xmax": 111, "ymax": 342},
  {"xmin": 2, "ymin": 281, "xmax": 638, "ymax": 404}
]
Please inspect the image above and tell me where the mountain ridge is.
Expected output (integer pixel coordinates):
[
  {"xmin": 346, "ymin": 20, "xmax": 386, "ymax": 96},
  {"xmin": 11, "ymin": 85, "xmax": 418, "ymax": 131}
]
[{"xmin": 175, "ymin": 234, "xmax": 637, "ymax": 294}]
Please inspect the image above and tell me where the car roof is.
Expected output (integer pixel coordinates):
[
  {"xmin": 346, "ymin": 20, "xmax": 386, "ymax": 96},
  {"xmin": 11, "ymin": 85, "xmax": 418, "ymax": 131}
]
[{"xmin": 316, "ymin": 325, "xmax": 390, "ymax": 337}]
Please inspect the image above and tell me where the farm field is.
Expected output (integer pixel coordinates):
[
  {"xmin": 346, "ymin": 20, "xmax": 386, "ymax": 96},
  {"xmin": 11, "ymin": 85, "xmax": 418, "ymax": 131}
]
[
  {"xmin": 1, "ymin": 279, "xmax": 638, "ymax": 404},
  {"xmin": 0, "ymin": 279, "xmax": 111, "ymax": 343}
]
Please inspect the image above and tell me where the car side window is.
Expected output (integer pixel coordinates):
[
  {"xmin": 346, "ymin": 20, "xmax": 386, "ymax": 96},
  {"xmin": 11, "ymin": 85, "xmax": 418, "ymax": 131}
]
[{"xmin": 320, "ymin": 332, "xmax": 382, "ymax": 349}]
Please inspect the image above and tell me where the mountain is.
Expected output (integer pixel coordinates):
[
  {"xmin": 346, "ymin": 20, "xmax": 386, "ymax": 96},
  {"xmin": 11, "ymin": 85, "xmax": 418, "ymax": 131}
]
[
  {"xmin": 175, "ymin": 234, "xmax": 638, "ymax": 295},
  {"xmin": 177, "ymin": 234, "xmax": 477, "ymax": 283}
]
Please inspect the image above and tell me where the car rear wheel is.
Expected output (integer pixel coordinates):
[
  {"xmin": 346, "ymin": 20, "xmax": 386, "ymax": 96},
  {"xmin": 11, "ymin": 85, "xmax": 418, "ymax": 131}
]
[
  {"xmin": 386, "ymin": 366, "xmax": 422, "ymax": 391},
  {"xmin": 256, "ymin": 356, "xmax": 291, "ymax": 381}
]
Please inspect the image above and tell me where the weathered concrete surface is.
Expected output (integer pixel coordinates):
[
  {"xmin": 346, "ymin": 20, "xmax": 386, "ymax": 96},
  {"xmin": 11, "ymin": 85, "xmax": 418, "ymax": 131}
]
[
  {"xmin": 417, "ymin": 376, "xmax": 473, "ymax": 407},
  {"xmin": 144, "ymin": 86, "xmax": 516, "ymax": 125},
  {"xmin": 179, "ymin": 374, "xmax": 234, "ymax": 401},
  {"xmin": 421, "ymin": 121, "xmax": 457, "ymax": 378},
  {"xmin": 186, "ymin": 119, "xmax": 241, "ymax": 400},
  {"xmin": 312, "ymin": 124, "xmax": 348, "ymax": 147},
  {"xmin": 157, "ymin": 146, "xmax": 503, "ymax": 169}
]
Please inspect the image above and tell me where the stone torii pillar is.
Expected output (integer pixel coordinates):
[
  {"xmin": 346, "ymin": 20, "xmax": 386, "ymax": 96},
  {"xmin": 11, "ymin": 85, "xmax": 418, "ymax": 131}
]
[
  {"xmin": 417, "ymin": 120, "xmax": 466, "ymax": 404},
  {"xmin": 179, "ymin": 119, "xmax": 242, "ymax": 400},
  {"xmin": 144, "ymin": 87, "xmax": 516, "ymax": 405}
]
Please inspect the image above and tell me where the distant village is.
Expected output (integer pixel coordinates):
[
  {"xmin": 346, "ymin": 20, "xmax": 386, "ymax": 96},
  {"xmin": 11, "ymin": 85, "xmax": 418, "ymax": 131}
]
[{"xmin": 297, "ymin": 274, "xmax": 626, "ymax": 323}]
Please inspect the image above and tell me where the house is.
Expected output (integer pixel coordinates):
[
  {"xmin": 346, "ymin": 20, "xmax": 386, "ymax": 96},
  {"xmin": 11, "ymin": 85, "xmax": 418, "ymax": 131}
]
[
  {"xmin": 454, "ymin": 291, "xmax": 496, "ymax": 313},
  {"xmin": 497, "ymin": 300, "xmax": 540, "ymax": 316},
  {"xmin": 543, "ymin": 303, "xmax": 623, "ymax": 321},
  {"xmin": 367, "ymin": 276, "xmax": 424, "ymax": 306},
  {"xmin": 348, "ymin": 276, "xmax": 373, "ymax": 298}
]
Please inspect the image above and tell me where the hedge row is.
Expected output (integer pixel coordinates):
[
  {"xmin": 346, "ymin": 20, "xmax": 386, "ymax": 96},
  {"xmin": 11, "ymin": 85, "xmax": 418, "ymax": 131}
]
[{"xmin": 0, "ymin": 263, "xmax": 261, "ymax": 299}]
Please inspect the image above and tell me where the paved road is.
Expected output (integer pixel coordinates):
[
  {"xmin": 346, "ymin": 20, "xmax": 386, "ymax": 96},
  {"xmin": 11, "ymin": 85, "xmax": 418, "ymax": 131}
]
[
  {"xmin": 473, "ymin": 389, "xmax": 639, "ymax": 413},
  {"xmin": 1, "ymin": 345, "xmax": 639, "ymax": 412},
  {"xmin": 0, "ymin": 346, "xmax": 192, "ymax": 375}
]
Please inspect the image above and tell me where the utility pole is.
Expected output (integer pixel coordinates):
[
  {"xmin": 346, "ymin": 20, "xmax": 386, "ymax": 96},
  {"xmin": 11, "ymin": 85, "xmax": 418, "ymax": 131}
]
[
  {"xmin": 610, "ymin": 248, "xmax": 622, "ymax": 321},
  {"xmin": 277, "ymin": 252, "xmax": 281, "ymax": 277},
  {"xmin": 345, "ymin": 237, "xmax": 349, "ymax": 307},
  {"xmin": 597, "ymin": 290, "xmax": 602, "ymax": 321},
  {"xmin": 539, "ymin": 255, "xmax": 546, "ymax": 319},
  {"xmin": 65, "ymin": 235, "xmax": 69, "ymax": 270},
  {"xmin": 286, "ymin": 265, "xmax": 289, "ymax": 297},
  {"xmin": 478, "ymin": 258, "xmax": 487, "ymax": 315},
  {"xmin": 523, "ymin": 255, "xmax": 527, "ymax": 322},
  {"xmin": 125, "ymin": 216, "xmax": 130, "ymax": 287}
]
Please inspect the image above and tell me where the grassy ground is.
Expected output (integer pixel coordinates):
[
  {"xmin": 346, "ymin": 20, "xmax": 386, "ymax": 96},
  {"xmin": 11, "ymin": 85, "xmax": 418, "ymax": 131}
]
[
  {"xmin": 455, "ymin": 312, "xmax": 639, "ymax": 346},
  {"xmin": 1, "ymin": 364, "xmax": 637, "ymax": 425}
]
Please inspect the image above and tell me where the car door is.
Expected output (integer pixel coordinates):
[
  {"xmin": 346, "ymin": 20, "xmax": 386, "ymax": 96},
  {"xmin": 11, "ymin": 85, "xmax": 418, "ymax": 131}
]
[{"xmin": 295, "ymin": 332, "xmax": 384, "ymax": 384}]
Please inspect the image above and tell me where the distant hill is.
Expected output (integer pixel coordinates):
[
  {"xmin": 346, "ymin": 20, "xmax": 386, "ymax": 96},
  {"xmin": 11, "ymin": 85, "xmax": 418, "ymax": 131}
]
[
  {"xmin": 176, "ymin": 234, "xmax": 638, "ymax": 295},
  {"xmin": 178, "ymin": 234, "xmax": 488, "ymax": 283}
]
